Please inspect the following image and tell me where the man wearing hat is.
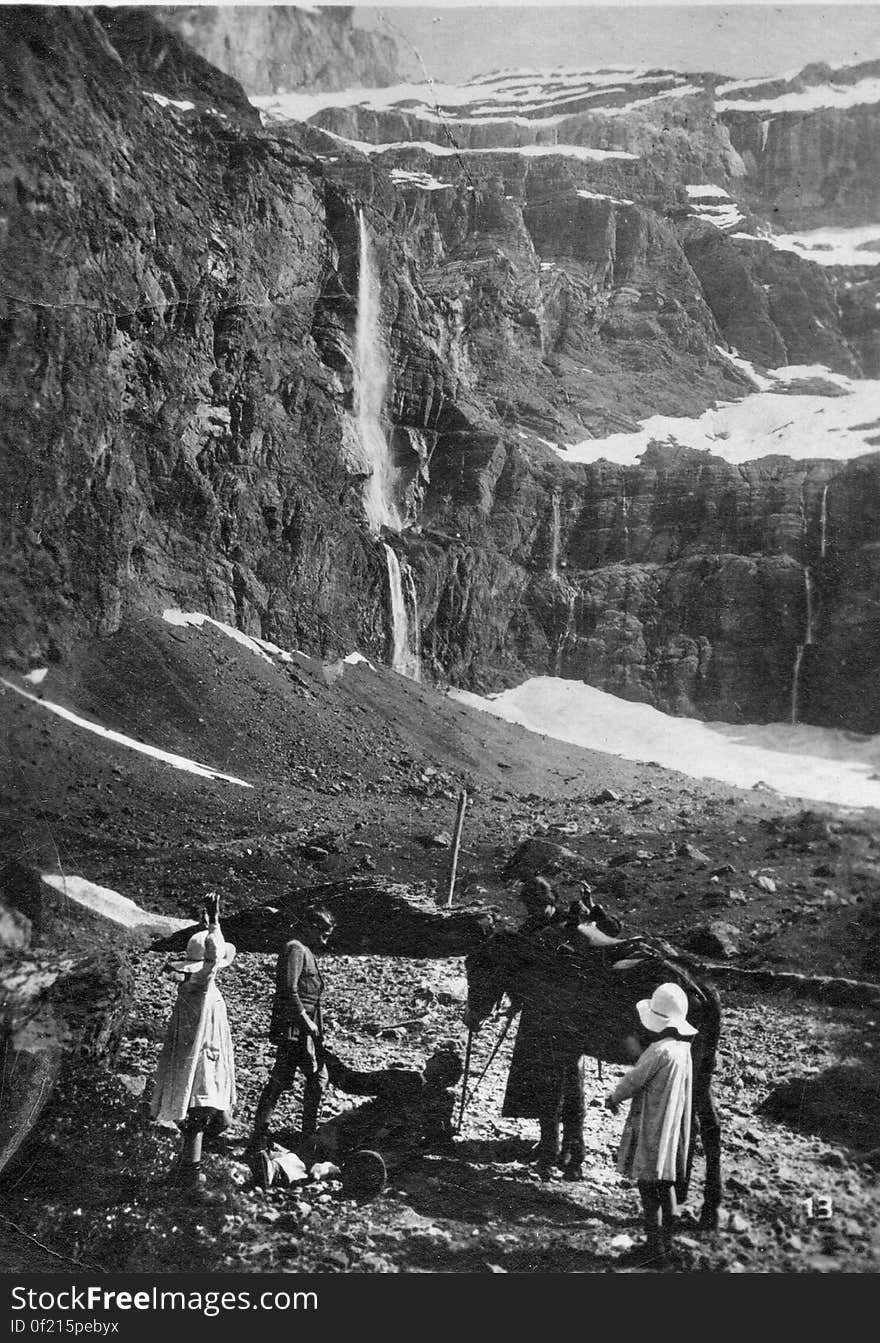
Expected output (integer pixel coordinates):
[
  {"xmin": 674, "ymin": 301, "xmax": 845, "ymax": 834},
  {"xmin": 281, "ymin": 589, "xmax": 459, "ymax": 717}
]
[
  {"xmin": 249, "ymin": 904, "xmax": 336, "ymax": 1161},
  {"xmin": 151, "ymin": 893, "xmax": 237, "ymax": 1205},
  {"xmin": 605, "ymin": 981, "xmax": 697, "ymax": 1268}
]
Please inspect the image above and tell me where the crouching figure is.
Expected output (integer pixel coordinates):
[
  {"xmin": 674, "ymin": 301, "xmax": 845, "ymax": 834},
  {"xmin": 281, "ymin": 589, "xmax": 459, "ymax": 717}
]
[{"xmin": 265, "ymin": 1044, "xmax": 463, "ymax": 1199}]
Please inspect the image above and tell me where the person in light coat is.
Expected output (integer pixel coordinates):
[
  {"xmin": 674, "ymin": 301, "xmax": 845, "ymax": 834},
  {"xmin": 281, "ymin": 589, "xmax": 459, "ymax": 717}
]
[
  {"xmin": 151, "ymin": 893, "xmax": 237, "ymax": 1205},
  {"xmin": 605, "ymin": 981, "xmax": 696, "ymax": 1269}
]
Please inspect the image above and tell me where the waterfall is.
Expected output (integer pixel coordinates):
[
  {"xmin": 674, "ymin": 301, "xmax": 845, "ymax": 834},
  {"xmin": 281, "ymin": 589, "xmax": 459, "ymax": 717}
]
[
  {"xmin": 352, "ymin": 211, "xmax": 423, "ymax": 676},
  {"xmin": 554, "ymin": 591, "xmax": 577, "ymax": 675},
  {"xmin": 549, "ymin": 491, "xmax": 561, "ymax": 580},
  {"xmin": 402, "ymin": 560, "xmax": 422, "ymax": 683},
  {"xmin": 355, "ymin": 209, "xmax": 401, "ymax": 534},
  {"xmin": 820, "ymin": 484, "xmax": 828, "ymax": 559},
  {"xmin": 383, "ymin": 543, "xmax": 421, "ymax": 680},
  {"xmin": 803, "ymin": 566, "xmax": 814, "ymax": 646},
  {"xmin": 790, "ymin": 644, "xmax": 805, "ymax": 726},
  {"xmin": 791, "ymin": 566, "xmax": 815, "ymax": 725},
  {"xmin": 620, "ymin": 485, "xmax": 630, "ymax": 557}
]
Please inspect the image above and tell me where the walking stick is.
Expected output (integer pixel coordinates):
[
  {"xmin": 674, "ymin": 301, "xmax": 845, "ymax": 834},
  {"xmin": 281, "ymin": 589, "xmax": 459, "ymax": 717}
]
[
  {"xmin": 455, "ymin": 1026, "xmax": 474, "ymax": 1134},
  {"xmin": 463, "ymin": 1010, "xmax": 515, "ymax": 1112},
  {"xmin": 446, "ymin": 789, "xmax": 468, "ymax": 907}
]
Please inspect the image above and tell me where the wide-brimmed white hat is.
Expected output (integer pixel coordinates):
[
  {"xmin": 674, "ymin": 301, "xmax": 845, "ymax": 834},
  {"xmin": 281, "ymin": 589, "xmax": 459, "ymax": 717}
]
[
  {"xmin": 637, "ymin": 982, "xmax": 697, "ymax": 1036},
  {"xmin": 170, "ymin": 928, "xmax": 236, "ymax": 974}
]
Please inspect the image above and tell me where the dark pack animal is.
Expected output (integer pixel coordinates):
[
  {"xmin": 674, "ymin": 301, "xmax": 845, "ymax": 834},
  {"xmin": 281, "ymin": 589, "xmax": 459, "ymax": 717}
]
[{"xmin": 465, "ymin": 921, "xmax": 723, "ymax": 1228}]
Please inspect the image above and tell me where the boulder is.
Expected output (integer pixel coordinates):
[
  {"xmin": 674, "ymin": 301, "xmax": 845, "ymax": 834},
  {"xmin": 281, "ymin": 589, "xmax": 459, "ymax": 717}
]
[
  {"xmin": 685, "ymin": 920, "xmax": 742, "ymax": 958},
  {"xmin": 423, "ymin": 832, "xmax": 453, "ymax": 850},
  {"xmin": 503, "ymin": 838, "xmax": 586, "ymax": 882},
  {"xmin": 678, "ymin": 843, "xmax": 712, "ymax": 866},
  {"xmin": 0, "ymin": 900, "xmax": 31, "ymax": 951},
  {"xmin": 0, "ymin": 950, "xmax": 132, "ymax": 1177}
]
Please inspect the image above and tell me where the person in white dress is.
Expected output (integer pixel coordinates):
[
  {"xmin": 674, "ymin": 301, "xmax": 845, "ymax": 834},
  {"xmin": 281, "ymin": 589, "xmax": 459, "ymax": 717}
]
[
  {"xmin": 151, "ymin": 893, "xmax": 236, "ymax": 1204},
  {"xmin": 605, "ymin": 982, "xmax": 696, "ymax": 1269}
]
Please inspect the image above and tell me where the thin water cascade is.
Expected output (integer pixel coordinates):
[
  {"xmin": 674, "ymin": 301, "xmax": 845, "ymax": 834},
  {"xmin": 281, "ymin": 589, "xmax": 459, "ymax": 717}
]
[
  {"xmin": 549, "ymin": 491, "xmax": 561, "ymax": 580},
  {"xmin": 355, "ymin": 209, "xmax": 401, "ymax": 534},
  {"xmin": 820, "ymin": 484, "xmax": 828, "ymax": 559},
  {"xmin": 790, "ymin": 644, "xmax": 805, "ymax": 726},
  {"xmin": 553, "ymin": 590, "xmax": 577, "ymax": 675},
  {"xmin": 383, "ymin": 543, "xmax": 421, "ymax": 681},
  {"xmin": 791, "ymin": 566, "xmax": 815, "ymax": 725},
  {"xmin": 402, "ymin": 561, "xmax": 422, "ymax": 683},
  {"xmin": 620, "ymin": 485, "xmax": 630, "ymax": 557}
]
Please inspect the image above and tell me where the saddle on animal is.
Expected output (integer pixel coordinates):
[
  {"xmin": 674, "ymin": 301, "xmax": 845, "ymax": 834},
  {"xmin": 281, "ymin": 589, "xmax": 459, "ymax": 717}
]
[{"xmin": 560, "ymin": 924, "xmax": 677, "ymax": 972}]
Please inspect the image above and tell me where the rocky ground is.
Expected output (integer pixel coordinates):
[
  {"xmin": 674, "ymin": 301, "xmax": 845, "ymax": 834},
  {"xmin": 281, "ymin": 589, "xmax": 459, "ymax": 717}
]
[{"xmin": 1, "ymin": 616, "xmax": 879, "ymax": 1274}]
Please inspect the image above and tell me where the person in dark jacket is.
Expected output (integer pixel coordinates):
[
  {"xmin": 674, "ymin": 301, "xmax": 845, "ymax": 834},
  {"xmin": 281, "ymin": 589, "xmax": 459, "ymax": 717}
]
[
  {"xmin": 249, "ymin": 905, "xmax": 335, "ymax": 1155},
  {"xmin": 320, "ymin": 1045, "xmax": 462, "ymax": 1160},
  {"xmin": 499, "ymin": 877, "xmax": 587, "ymax": 1181}
]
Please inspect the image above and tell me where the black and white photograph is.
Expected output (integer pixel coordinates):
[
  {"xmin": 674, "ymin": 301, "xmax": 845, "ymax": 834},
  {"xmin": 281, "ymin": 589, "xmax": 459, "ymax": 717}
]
[{"xmin": 1, "ymin": 0, "xmax": 879, "ymax": 1296}]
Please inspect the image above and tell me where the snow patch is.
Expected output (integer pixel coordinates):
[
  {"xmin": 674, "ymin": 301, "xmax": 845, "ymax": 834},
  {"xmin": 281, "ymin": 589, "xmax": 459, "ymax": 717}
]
[
  {"xmin": 715, "ymin": 346, "xmax": 774, "ymax": 390},
  {"xmin": 343, "ymin": 652, "xmax": 377, "ymax": 669},
  {"xmin": 577, "ymin": 189, "xmax": 634, "ymax": 206},
  {"xmin": 695, "ymin": 204, "xmax": 746, "ymax": 230},
  {"xmin": 717, "ymin": 77, "xmax": 880, "ymax": 115},
  {"xmin": 558, "ymin": 364, "xmax": 880, "ymax": 466},
  {"xmin": 389, "ymin": 168, "xmax": 452, "ymax": 191},
  {"xmin": 311, "ymin": 130, "xmax": 638, "ymax": 163},
  {"xmin": 734, "ymin": 225, "xmax": 880, "ymax": 269},
  {"xmin": 24, "ymin": 668, "xmax": 48, "ymax": 685},
  {"xmin": 40, "ymin": 873, "xmax": 191, "ymax": 935},
  {"xmin": 253, "ymin": 69, "xmax": 696, "ymax": 127},
  {"xmin": 599, "ymin": 84, "xmax": 705, "ymax": 115},
  {"xmin": 144, "ymin": 92, "xmax": 195, "ymax": 112},
  {"xmin": 0, "ymin": 678, "xmax": 252, "ymax": 788},
  {"xmin": 714, "ymin": 70, "xmax": 804, "ymax": 97},
  {"xmin": 162, "ymin": 609, "xmax": 297, "ymax": 664},
  {"xmin": 450, "ymin": 677, "xmax": 880, "ymax": 811},
  {"xmin": 685, "ymin": 186, "xmax": 745, "ymax": 231}
]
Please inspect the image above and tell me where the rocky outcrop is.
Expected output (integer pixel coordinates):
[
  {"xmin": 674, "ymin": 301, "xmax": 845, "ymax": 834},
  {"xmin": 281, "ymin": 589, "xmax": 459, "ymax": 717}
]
[
  {"xmin": 0, "ymin": 864, "xmax": 132, "ymax": 1176},
  {"xmin": 719, "ymin": 61, "xmax": 880, "ymax": 229},
  {"xmin": 94, "ymin": 5, "xmax": 261, "ymax": 122},
  {"xmin": 153, "ymin": 4, "xmax": 415, "ymax": 95},
  {"xmin": 681, "ymin": 227, "xmax": 860, "ymax": 373},
  {"xmin": 2, "ymin": 8, "xmax": 880, "ymax": 730}
]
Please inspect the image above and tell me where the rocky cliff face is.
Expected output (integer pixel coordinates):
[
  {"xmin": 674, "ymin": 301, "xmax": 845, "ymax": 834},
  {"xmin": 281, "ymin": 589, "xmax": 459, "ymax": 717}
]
[
  {"xmin": 718, "ymin": 61, "xmax": 880, "ymax": 229},
  {"xmin": 152, "ymin": 4, "xmax": 414, "ymax": 95},
  {"xmin": 1, "ymin": 8, "xmax": 879, "ymax": 730}
]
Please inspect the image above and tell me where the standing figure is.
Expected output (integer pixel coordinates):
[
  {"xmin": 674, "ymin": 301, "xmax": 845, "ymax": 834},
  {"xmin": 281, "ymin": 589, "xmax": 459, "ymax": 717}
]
[
  {"xmin": 151, "ymin": 893, "xmax": 237, "ymax": 1205},
  {"xmin": 467, "ymin": 876, "xmax": 587, "ymax": 1181},
  {"xmin": 605, "ymin": 982, "xmax": 697, "ymax": 1269},
  {"xmin": 249, "ymin": 904, "xmax": 335, "ymax": 1160}
]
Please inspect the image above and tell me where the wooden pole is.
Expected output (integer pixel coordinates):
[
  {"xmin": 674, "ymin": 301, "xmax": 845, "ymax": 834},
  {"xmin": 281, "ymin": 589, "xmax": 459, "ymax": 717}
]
[{"xmin": 446, "ymin": 788, "xmax": 468, "ymax": 907}]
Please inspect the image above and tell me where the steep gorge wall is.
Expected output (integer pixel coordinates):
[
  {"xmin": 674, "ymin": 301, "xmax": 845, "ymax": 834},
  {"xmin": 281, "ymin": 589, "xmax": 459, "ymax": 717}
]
[
  {"xmin": 152, "ymin": 4, "xmax": 414, "ymax": 95},
  {"xmin": 2, "ymin": 8, "xmax": 879, "ymax": 732},
  {"xmin": 720, "ymin": 62, "xmax": 880, "ymax": 230}
]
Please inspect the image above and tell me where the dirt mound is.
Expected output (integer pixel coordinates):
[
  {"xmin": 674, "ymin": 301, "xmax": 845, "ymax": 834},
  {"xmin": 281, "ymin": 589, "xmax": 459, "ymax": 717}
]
[
  {"xmin": 761, "ymin": 1064, "xmax": 880, "ymax": 1150},
  {"xmin": 152, "ymin": 878, "xmax": 493, "ymax": 958}
]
